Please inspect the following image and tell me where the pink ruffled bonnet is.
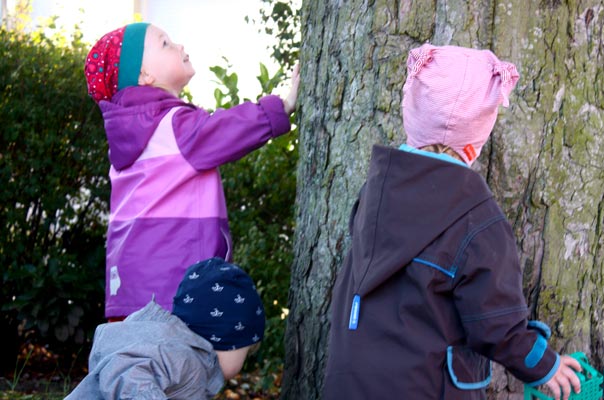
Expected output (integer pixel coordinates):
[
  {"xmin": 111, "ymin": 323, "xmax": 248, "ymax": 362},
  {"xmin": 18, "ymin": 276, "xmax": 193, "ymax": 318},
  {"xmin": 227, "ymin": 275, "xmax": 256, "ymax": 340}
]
[{"xmin": 402, "ymin": 44, "xmax": 519, "ymax": 165}]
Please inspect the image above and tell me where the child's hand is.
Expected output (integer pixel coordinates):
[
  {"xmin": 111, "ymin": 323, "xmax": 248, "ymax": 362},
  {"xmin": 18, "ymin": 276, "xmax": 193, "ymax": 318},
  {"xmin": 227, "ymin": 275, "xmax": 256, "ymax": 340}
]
[
  {"xmin": 544, "ymin": 355, "xmax": 582, "ymax": 400},
  {"xmin": 283, "ymin": 63, "xmax": 300, "ymax": 115}
]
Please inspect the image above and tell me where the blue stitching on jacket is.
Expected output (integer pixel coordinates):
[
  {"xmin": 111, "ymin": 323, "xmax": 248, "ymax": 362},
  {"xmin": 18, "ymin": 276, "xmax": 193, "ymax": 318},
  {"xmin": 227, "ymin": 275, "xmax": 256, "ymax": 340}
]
[
  {"xmin": 355, "ymin": 150, "xmax": 392, "ymax": 292},
  {"xmin": 413, "ymin": 213, "xmax": 506, "ymax": 282},
  {"xmin": 451, "ymin": 214, "xmax": 507, "ymax": 270},
  {"xmin": 349, "ymin": 150, "xmax": 392, "ymax": 330},
  {"xmin": 461, "ymin": 305, "xmax": 527, "ymax": 323},
  {"xmin": 413, "ymin": 258, "xmax": 455, "ymax": 278}
]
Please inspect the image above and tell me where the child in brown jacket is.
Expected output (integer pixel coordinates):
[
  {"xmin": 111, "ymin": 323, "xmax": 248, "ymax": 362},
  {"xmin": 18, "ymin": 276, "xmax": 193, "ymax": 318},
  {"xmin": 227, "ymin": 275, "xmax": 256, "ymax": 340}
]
[{"xmin": 323, "ymin": 44, "xmax": 582, "ymax": 400}]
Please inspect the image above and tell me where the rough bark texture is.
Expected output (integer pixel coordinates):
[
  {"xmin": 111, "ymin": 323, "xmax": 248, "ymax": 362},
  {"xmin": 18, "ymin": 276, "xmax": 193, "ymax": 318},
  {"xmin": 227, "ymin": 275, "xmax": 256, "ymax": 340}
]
[{"xmin": 282, "ymin": 1, "xmax": 604, "ymax": 399}]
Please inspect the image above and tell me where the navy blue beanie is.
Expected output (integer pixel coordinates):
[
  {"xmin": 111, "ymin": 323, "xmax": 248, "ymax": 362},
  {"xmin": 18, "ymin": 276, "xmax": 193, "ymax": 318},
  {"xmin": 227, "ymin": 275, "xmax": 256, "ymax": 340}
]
[{"xmin": 172, "ymin": 258, "xmax": 265, "ymax": 351}]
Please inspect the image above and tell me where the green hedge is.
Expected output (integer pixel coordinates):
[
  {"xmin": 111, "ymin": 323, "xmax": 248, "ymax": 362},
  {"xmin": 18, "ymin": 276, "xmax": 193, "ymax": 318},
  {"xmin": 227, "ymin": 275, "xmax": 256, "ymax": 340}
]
[
  {"xmin": 0, "ymin": 24, "xmax": 297, "ymax": 383},
  {"xmin": 212, "ymin": 61, "xmax": 298, "ymax": 379},
  {"xmin": 0, "ymin": 25, "xmax": 108, "ymax": 372}
]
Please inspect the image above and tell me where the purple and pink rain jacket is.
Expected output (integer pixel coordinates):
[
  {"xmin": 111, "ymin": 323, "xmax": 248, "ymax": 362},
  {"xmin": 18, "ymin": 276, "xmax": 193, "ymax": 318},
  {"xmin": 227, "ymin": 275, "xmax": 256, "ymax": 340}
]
[{"xmin": 99, "ymin": 86, "xmax": 291, "ymax": 318}]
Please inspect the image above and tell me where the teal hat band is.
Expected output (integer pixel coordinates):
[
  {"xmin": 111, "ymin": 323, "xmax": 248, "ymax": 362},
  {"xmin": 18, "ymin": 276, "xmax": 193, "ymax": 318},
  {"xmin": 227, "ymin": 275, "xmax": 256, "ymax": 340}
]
[{"xmin": 117, "ymin": 22, "xmax": 149, "ymax": 91}]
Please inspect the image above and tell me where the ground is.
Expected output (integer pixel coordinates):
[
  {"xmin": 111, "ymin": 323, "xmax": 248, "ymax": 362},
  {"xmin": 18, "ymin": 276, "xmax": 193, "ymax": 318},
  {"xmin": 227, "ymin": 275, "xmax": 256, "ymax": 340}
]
[{"xmin": 0, "ymin": 343, "xmax": 281, "ymax": 399}]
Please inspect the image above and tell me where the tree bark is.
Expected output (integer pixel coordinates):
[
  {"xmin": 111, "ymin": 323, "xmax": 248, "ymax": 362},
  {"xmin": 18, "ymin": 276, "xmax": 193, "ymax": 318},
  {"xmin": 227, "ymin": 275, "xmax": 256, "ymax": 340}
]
[{"xmin": 283, "ymin": 1, "xmax": 604, "ymax": 399}]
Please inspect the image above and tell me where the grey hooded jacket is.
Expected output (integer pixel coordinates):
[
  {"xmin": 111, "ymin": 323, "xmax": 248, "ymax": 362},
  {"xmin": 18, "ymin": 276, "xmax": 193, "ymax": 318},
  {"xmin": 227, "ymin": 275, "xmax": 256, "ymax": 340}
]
[{"xmin": 65, "ymin": 301, "xmax": 223, "ymax": 399}]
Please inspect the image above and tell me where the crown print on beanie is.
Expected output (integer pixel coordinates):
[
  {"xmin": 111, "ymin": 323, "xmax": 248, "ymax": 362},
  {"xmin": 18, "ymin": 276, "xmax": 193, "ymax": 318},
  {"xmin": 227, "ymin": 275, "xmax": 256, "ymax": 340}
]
[
  {"xmin": 402, "ymin": 44, "xmax": 520, "ymax": 165},
  {"xmin": 84, "ymin": 22, "xmax": 149, "ymax": 103},
  {"xmin": 172, "ymin": 258, "xmax": 266, "ymax": 351}
]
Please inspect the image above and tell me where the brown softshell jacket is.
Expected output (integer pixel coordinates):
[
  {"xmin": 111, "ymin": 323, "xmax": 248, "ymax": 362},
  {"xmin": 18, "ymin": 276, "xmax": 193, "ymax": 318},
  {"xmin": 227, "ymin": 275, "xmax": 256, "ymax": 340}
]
[{"xmin": 323, "ymin": 145, "xmax": 559, "ymax": 400}]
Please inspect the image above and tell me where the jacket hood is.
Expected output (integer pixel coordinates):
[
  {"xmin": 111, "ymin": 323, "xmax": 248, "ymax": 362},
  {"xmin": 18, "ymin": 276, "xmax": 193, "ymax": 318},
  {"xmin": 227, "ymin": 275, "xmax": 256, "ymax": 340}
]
[
  {"xmin": 99, "ymin": 86, "xmax": 194, "ymax": 170},
  {"xmin": 350, "ymin": 145, "xmax": 494, "ymax": 297},
  {"xmin": 123, "ymin": 299, "xmax": 213, "ymax": 350}
]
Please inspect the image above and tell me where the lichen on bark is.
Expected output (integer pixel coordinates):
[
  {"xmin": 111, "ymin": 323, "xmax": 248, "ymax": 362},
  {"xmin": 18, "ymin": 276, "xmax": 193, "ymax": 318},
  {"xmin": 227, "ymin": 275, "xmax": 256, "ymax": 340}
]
[{"xmin": 284, "ymin": 1, "xmax": 604, "ymax": 399}]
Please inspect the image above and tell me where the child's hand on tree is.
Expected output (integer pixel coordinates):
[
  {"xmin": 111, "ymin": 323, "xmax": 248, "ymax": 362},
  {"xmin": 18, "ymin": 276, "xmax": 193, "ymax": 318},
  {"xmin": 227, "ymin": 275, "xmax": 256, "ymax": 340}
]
[
  {"xmin": 544, "ymin": 355, "xmax": 582, "ymax": 400},
  {"xmin": 283, "ymin": 63, "xmax": 300, "ymax": 115}
]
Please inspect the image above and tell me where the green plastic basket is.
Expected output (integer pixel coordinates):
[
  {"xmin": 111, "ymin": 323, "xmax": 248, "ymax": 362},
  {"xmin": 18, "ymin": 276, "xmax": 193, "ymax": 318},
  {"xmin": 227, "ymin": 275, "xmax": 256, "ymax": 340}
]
[{"xmin": 524, "ymin": 352, "xmax": 603, "ymax": 400}]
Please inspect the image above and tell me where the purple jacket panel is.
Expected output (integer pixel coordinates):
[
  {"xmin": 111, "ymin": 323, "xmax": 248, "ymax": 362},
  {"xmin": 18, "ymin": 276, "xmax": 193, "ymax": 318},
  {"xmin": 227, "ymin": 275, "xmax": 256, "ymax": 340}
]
[
  {"xmin": 102, "ymin": 86, "xmax": 291, "ymax": 318},
  {"xmin": 100, "ymin": 86, "xmax": 192, "ymax": 170},
  {"xmin": 173, "ymin": 95, "xmax": 291, "ymax": 170},
  {"xmin": 106, "ymin": 217, "xmax": 230, "ymax": 318}
]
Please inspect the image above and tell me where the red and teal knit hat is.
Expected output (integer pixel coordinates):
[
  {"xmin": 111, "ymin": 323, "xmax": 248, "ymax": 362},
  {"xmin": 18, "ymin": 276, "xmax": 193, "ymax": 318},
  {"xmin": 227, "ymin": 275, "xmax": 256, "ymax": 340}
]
[{"xmin": 85, "ymin": 23, "xmax": 149, "ymax": 103}]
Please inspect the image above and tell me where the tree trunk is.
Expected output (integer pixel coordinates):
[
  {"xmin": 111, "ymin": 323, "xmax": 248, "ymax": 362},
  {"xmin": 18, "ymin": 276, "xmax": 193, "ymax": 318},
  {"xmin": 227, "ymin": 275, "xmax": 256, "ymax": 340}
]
[{"xmin": 282, "ymin": 1, "xmax": 604, "ymax": 399}]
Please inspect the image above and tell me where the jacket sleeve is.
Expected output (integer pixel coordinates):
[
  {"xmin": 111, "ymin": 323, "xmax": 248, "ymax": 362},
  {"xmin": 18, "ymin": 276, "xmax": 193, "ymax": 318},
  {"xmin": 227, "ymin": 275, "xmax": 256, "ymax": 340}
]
[
  {"xmin": 96, "ymin": 342, "xmax": 221, "ymax": 400},
  {"xmin": 172, "ymin": 95, "xmax": 291, "ymax": 171},
  {"xmin": 452, "ymin": 214, "xmax": 560, "ymax": 386}
]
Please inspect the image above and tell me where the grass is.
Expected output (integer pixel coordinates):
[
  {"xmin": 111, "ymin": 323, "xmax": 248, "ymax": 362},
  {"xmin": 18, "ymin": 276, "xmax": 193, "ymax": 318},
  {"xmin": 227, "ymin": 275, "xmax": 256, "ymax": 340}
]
[
  {"xmin": 0, "ymin": 343, "xmax": 282, "ymax": 399},
  {"xmin": 1, "ymin": 370, "xmax": 281, "ymax": 400},
  {"xmin": 0, "ymin": 374, "xmax": 73, "ymax": 400},
  {"xmin": 0, "ymin": 343, "xmax": 85, "ymax": 400}
]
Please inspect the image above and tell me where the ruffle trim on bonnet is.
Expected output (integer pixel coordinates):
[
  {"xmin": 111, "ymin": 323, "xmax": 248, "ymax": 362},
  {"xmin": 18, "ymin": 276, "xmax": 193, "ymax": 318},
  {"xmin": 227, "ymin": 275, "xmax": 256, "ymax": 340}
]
[{"xmin": 403, "ymin": 43, "xmax": 519, "ymax": 108}]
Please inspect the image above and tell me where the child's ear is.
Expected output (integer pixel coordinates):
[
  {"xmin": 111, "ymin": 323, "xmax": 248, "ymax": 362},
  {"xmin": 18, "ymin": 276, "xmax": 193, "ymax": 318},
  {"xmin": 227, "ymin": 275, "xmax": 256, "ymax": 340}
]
[{"xmin": 138, "ymin": 69, "xmax": 155, "ymax": 86}]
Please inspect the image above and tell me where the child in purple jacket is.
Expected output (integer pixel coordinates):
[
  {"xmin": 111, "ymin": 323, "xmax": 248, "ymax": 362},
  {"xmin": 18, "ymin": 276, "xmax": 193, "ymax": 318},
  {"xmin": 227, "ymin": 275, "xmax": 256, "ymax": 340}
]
[{"xmin": 84, "ymin": 23, "xmax": 299, "ymax": 320}]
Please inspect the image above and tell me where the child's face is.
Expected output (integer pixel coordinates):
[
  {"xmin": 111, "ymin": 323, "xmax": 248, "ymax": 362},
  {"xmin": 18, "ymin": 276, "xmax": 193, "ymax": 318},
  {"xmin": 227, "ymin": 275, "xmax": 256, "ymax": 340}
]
[
  {"xmin": 215, "ymin": 343, "xmax": 260, "ymax": 380},
  {"xmin": 139, "ymin": 25, "xmax": 195, "ymax": 96}
]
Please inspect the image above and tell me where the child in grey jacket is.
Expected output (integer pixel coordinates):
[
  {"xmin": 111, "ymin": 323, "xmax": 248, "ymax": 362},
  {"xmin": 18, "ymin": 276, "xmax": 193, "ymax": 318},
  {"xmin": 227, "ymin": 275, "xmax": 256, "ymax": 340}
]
[{"xmin": 65, "ymin": 257, "xmax": 264, "ymax": 400}]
